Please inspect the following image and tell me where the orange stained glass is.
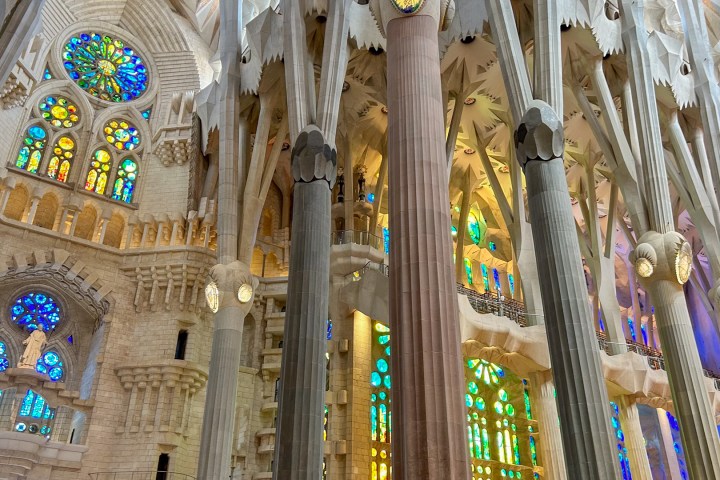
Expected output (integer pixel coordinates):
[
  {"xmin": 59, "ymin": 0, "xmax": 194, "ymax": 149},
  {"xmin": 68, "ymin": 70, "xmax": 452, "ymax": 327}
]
[
  {"xmin": 86, "ymin": 149, "xmax": 112, "ymax": 193},
  {"xmin": 47, "ymin": 136, "xmax": 75, "ymax": 181}
]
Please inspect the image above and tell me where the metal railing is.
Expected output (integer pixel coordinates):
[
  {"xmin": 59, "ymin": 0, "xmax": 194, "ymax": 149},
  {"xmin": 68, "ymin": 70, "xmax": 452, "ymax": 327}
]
[
  {"xmin": 346, "ymin": 261, "xmax": 720, "ymax": 385},
  {"xmin": 331, "ymin": 230, "xmax": 383, "ymax": 251},
  {"xmin": 88, "ymin": 472, "xmax": 196, "ymax": 480}
]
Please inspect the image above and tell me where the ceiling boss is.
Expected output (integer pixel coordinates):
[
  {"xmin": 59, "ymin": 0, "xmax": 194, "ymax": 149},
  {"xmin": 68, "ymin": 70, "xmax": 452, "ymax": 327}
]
[{"xmin": 390, "ymin": 0, "xmax": 426, "ymax": 14}]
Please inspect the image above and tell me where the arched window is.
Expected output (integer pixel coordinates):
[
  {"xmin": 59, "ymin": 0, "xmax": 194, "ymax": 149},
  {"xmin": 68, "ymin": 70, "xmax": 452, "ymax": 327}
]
[
  {"xmin": 16, "ymin": 389, "xmax": 55, "ymax": 437},
  {"xmin": 10, "ymin": 292, "xmax": 61, "ymax": 332},
  {"xmin": 111, "ymin": 157, "xmax": 138, "ymax": 203},
  {"xmin": 468, "ymin": 212, "xmax": 486, "ymax": 245},
  {"xmin": 16, "ymin": 125, "xmax": 47, "ymax": 173},
  {"xmin": 85, "ymin": 149, "xmax": 112, "ymax": 195},
  {"xmin": 0, "ymin": 340, "xmax": 9, "ymax": 372},
  {"xmin": 47, "ymin": 135, "xmax": 76, "ymax": 182}
]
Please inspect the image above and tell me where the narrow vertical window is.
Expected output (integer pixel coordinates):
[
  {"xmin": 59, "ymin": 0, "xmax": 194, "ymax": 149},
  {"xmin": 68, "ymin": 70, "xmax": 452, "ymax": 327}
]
[
  {"xmin": 156, "ymin": 453, "xmax": 169, "ymax": 480},
  {"xmin": 112, "ymin": 158, "xmax": 138, "ymax": 203},
  {"xmin": 47, "ymin": 136, "xmax": 75, "ymax": 182},
  {"xmin": 175, "ymin": 330, "xmax": 188, "ymax": 360}
]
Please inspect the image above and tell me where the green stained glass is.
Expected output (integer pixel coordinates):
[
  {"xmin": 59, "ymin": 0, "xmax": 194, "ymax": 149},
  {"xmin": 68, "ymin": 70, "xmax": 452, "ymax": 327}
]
[
  {"xmin": 464, "ymin": 257, "xmax": 473, "ymax": 285},
  {"xmin": 16, "ymin": 125, "xmax": 46, "ymax": 173}
]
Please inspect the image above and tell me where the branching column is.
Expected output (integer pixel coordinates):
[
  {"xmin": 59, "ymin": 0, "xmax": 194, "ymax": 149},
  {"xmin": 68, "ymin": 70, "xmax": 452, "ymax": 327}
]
[
  {"xmin": 619, "ymin": 1, "xmax": 720, "ymax": 477},
  {"xmin": 385, "ymin": 6, "xmax": 469, "ymax": 479},
  {"xmin": 274, "ymin": 126, "xmax": 336, "ymax": 480},
  {"xmin": 515, "ymin": 101, "xmax": 619, "ymax": 478}
]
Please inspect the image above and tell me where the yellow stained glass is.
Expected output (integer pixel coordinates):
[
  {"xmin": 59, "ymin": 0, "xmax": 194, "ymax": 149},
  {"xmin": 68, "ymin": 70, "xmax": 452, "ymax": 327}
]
[
  {"xmin": 58, "ymin": 160, "xmax": 70, "ymax": 182},
  {"xmin": 51, "ymin": 105, "xmax": 68, "ymax": 120},
  {"xmin": 390, "ymin": 0, "xmax": 425, "ymax": 14},
  {"xmin": 28, "ymin": 150, "xmax": 42, "ymax": 173},
  {"xmin": 96, "ymin": 172, "xmax": 107, "ymax": 194},
  {"xmin": 58, "ymin": 136, "xmax": 74, "ymax": 150}
]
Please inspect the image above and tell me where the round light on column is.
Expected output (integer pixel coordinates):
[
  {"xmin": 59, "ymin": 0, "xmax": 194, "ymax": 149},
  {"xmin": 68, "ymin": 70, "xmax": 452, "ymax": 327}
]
[
  {"xmin": 238, "ymin": 283, "xmax": 253, "ymax": 304},
  {"xmin": 675, "ymin": 241, "xmax": 692, "ymax": 284},
  {"xmin": 205, "ymin": 281, "xmax": 219, "ymax": 313},
  {"xmin": 635, "ymin": 258, "xmax": 654, "ymax": 278}
]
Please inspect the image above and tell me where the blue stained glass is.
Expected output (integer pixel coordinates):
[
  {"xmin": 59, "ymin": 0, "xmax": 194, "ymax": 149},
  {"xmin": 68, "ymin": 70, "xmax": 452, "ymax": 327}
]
[
  {"xmin": 141, "ymin": 108, "xmax": 152, "ymax": 120},
  {"xmin": 20, "ymin": 391, "xmax": 34, "ymax": 416},
  {"xmin": 383, "ymin": 227, "xmax": 390, "ymax": 255},
  {"xmin": 493, "ymin": 268, "xmax": 501, "ymax": 292},
  {"xmin": 11, "ymin": 292, "xmax": 61, "ymax": 331},
  {"xmin": 489, "ymin": 241, "xmax": 497, "ymax": 251},
  {"xmin": 377, "ymin": 358, "xmax": 388, "ymax": 373},
  {"xmin": 0, "ymin": 341, "xmax": 5, "ymax": 355},
  {"xmin": 508, "ymin": 274, "xmax": 515, "ymax": 297},
  {"xmin": 28, "ymin": 125, "xmax": 46, "ymax": 140},
  {"xmin": 468, "ymin": 213, "xmax": 482, "ymax": 245},
  {"xmin": 36, "ymin": 350, "xmax": 63, "ymax": 382},
  {"xmin": 326, "ymin": 319, "xmax": 333, "ymax": 340},
  {"xmin": 371, "ymin": 372, "xmax": 382, "ymax": 387},
  {"xmin": 481, "ymin": 264, "xmax": 490, "ymax": 292},
  {"xmin": 63, "ymin": 32, "xmax": 148, "ymax": 103},
  {"xmin": 43, "ymin": 68, "xmax": 53, "ymax": 80},
  {"xmin": 31, "ymin": 395, "xmax": 46, "ymax": 418},
  {"xmin": 368, "ymin": 193, "xmax": 375, "ymax": 203},
  {"xmin": 640, "ymin": 324, "xmax": 648, "ymax": 345}
]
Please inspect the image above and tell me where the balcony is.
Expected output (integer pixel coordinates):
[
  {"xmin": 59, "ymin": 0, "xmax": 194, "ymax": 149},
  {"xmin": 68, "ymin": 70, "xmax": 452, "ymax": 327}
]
[{"xmin": 88, "ymin": 472, "xmax": 195, "ymax": 480}]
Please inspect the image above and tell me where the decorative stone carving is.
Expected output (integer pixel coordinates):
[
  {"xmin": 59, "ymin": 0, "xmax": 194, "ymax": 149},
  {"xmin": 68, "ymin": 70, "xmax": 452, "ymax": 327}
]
[
  {"xmin": 630, "ymin": 231, "xmax": 693, "ymax": 285},
  {"xmin": 152, "ymin": 91, "xmax": 197, "ymax": 166},
  {"xmin": 206, "ymin": 260, "xmax": 258, "ymax": 312},
  {"xmin": 18, "ymin": 326, "xmax": 46, "ymax": 369},
  {"xmin": 291, "ymin": 125, "xmax": 337, "ymax": 187},
  {"xmin": 514, "ymin": 99, "xmax": 565, "ymax": 168}
]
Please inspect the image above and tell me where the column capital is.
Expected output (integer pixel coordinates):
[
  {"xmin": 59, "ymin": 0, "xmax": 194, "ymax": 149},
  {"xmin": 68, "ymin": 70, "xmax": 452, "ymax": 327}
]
[
  {"xmin": 630, "ymin": 230, "xmax": 692, "ymax": 285},
  {"xmin": 514, "ymin": 100, "xmax": 565, "ymax": 170},
  {"xmin": 205, "ymin": 260, "xmax": 257, "ymax": 313},
  {"xmin": 291, "ymin": 125, "xmax": 337, "ymax": 188}
]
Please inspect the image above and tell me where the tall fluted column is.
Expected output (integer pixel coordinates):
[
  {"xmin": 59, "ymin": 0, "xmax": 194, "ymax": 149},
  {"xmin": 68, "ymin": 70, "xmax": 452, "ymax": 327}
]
[
  {"xmin": 197, "ymin": 2, "xmax": 249, "ymax": 478},
  {"xmin": 619, "ymin": 1, "xmax": 720, "ymax": 477},
  {"xmin": 384, "ymin": 5, "xmax": 469, "ymax": 478},
  {"xmin": 529, "ymin": 370, "xmax": 567, "ymax": 480},
  {"xmin": 617, "ymin": 396, "xmax": 653, "ymax": 480},
  {"xmin": 515, "ymin": 101, "xmax": 619, "ymax": 478},
  {"xmin": 273, "ymin": 126, "xmax": 336, "ymax": 480}
]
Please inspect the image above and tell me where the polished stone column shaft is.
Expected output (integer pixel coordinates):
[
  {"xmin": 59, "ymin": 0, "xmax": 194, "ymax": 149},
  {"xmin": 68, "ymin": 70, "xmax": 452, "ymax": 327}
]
[
  {"xmin": 517, "ymin": 101, "xmax": 619, "ymax": 478},
  {"xmin": 274, "ymin": 126, "xmax": 335, "ymax": 480},
  {"xmin": 386, "ymin": 14, "xmax": 469, "ymax": 480}
]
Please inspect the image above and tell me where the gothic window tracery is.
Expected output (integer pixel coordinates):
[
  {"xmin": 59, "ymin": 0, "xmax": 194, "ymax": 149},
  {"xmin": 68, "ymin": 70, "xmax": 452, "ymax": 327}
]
[
  {"xmin": 15, "ymin": 389, "xmax": 56, "ymax": 437},
  {"xmin": 11, "ymin": 292, "xmax": 61, "ymax": 332},
  {"xmin": 0, "ymin": 340, "xmax": 9, "ymax": 372}
]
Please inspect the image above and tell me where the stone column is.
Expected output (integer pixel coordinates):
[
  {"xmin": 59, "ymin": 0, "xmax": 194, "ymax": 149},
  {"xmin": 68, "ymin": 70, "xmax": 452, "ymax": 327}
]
[
  {"xmin": 197, "ymin": 261, "xmax": 256, "ymax": 479},
  {"xmin": 616, "ymin": 396, "xmax": 653, "ymax": 480},
  {"xmin": 383, "ymin": 5, "xmax": 470, "ymax": 478},
  {"xmin": 515, "ymin": 101, "xmax": 619, "ymax": 478},
  {"xmin": 528, "ymin": 370, "xmax": 567, "ymax": 480},
  {"xmin": 657, "ymin": 408, "xmax": 683, "ymax": 479},
  {"xmin": 273, "ymin": 125, "xmax": 336, "ymax": 480},
  {"xmin": 0, "ymin": 0, "xmax": 45, "ymax": 87},
  {"xmin": 619, "ymin": 1, "xmax": 720, "ymax": 476}
]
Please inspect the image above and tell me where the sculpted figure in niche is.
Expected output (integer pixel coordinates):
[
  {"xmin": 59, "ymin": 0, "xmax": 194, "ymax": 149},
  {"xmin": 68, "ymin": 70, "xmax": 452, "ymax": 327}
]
[{"xmin": 18, "ymin": 325, "xmax": 47, "ymax": 369}]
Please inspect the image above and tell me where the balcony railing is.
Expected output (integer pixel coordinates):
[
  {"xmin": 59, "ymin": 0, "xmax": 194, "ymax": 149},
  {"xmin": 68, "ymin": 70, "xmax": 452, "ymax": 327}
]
[
  {"xmin": 331, "ymin": 230, "xmax": 383, "ymax": 251},
  {"xmin": 88, "ymin": 472, "xmax": 196, "ymax": 480},
  {"xmin": 346, "ymin": 261, "xmax": 720, "ymax": 384}
]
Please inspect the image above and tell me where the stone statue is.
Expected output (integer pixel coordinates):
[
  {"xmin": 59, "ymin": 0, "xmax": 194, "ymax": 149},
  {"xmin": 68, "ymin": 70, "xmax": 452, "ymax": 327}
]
[{"xmin": 18, "ymin": 325, "xmax": 47, "ymax": 369}]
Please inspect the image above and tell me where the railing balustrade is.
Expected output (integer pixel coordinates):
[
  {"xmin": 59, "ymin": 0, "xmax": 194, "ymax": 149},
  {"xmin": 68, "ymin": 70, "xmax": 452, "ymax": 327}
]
[
  {"xmin": 88, "ymin": 472, "xmax": 196, "ymax": 480},
  {"xmin": 331, "ymin": 230, "xmax": 383, "ymax": 250}
]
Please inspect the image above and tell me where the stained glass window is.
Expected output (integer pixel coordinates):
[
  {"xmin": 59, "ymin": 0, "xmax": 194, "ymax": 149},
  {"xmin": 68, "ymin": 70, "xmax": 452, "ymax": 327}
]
[
  {"xmin": 104, "ymin": 119, "xmax": 140, "ymax": 150},
  {"xmin": 383, "ymin": 227, "xmax": 390, "ymax": 255},
  {"xmin": 63, "ymin": 32, "xmax": 148, "ymax": 102},
  {"xmin": 465, "ymin": 258, "xmax": 474, "ymax": 285},
  {"xmin": 111, "ymin": 158, "xmax": 138, "ymax": 203},
  {"xmin": 36, "ymin": 351, "xmax": 64, "ymax": 382},
  {"xmin": 85, "ymin": 149, "xmax": 112, "ymax": 194},
  {"xmin": 465, "ymin": 358, "xmax": 536, "ymax": 480},
  {"xmin": 610, "ymin": 402, "xmax": 632, "ymax": 479},
  {"xmin": 371, "ymin": 322, "xmax": 391, "ymax": 480},
  {"xmin": 11, "ymin": 292, "xmax": 61, "ymax": 331},
  {"xmin": 390, "ymin": 0, "xmax": 425, "ymax": 14},
  {"xmin": 141, "ymin": 108, "xmax": 152, "ymax": 120},
  {"xmin": 493, "ymin": 268, "xmax": 501, "ymax": 293},
  {"xmin": 667, "ymin": 411, "xmax": 688, "ymax": 479},
  {"xmin": 508, "ymin": 274, "xmax": 515, "ymax": 298},
  {"xmin": 43, "ymin": 67, "xmax": 53, "ymax": 80},
  {"xmin": 16, "ymin": 125, "xmax": 47, "ymax": 173},
  {"xmin": 468, "ymin": 213, "xmax": 482, "ymax": 245},
  {"xmin": 15, "ymin": 390, "xmax": 55, "ymax": 437},
  {"xmin": 481, "ymin": 264, "xmax": 490, "ymax": 292},
  {"xmin": 47, "ymin": 135, "xmax": 75, "ymax": 182},
  {"xmin": 39, "ymin": 96, "xmax": 79, "ymax": 128},
  {"xmin": 628, "ymin": 318, "xmax": 637, "ymax": 343},
  {"xmin": 0, "ymin": 341, "xmax": 9, "ymax": 372}
]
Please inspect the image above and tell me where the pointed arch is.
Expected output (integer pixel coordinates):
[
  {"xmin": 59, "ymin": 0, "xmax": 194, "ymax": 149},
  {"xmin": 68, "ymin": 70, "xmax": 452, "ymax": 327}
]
[{"xmin": 84, "ymin": 149, "xmax": 112, "ymax": 195}]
